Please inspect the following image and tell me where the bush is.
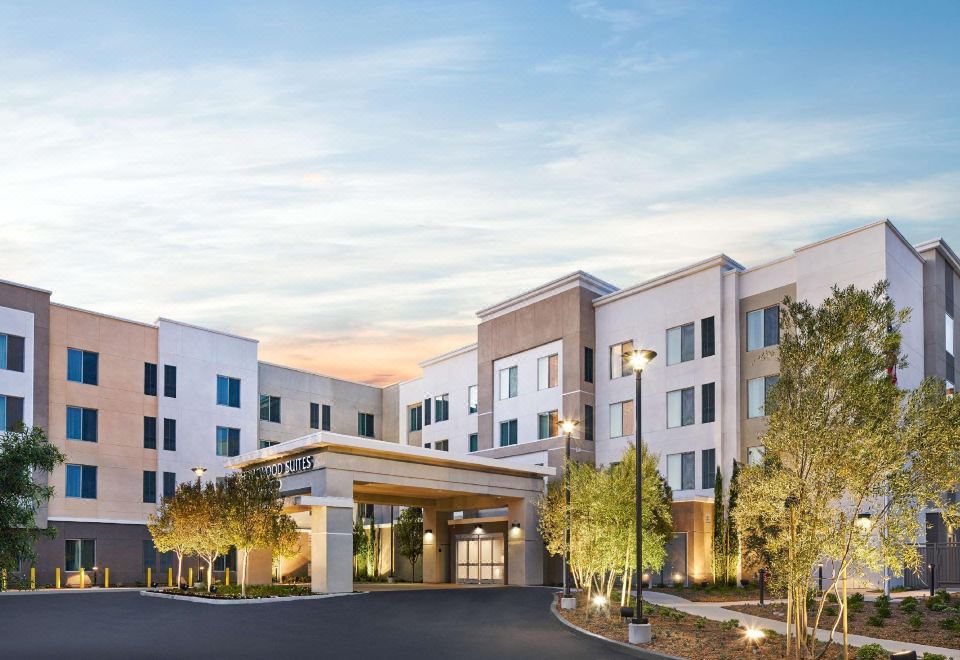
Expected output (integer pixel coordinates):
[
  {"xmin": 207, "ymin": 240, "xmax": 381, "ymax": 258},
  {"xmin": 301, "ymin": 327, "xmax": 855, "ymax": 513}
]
[
  {"xmin": 847, "ymin": 592, "xmax": 865, "ymax": 613},
  {"xmin": 855, "ymin": 643, "xmax": 888, "ymax": 660},
  {"xmin": 922, "ymin": 654, "xmax": 947, "ymax": 660},
  {"xmin": 900, "ymin": 596, "xmax": 918, "ymax": 613},
  {"xmin": 824, "ymin": 605, "xmax": 837, "ymax": 617},
  {"xmin": 907, "ymin": 613, "xmax": 923, "ymax": 630},
  {"xmin": 876, "ymin": 604, "xmax": 892, "ymax": 619},
  {"xmin": 939, "ymin": 615, "xmax": 960, "ymax": 633},
  {"xmin": 874, "ymin": 594, "xmax": 891, "ymax": 608},
  {"xmin": 866, "ymin": 614, "xmax": 885, "ymax": 627},
  {"xmin": 721, "ymin": 619, "xmax": 739, "ymax": 630},
  {"xmin": 826, "ymin": 592, "xmax": 838, "ymax": 604}
]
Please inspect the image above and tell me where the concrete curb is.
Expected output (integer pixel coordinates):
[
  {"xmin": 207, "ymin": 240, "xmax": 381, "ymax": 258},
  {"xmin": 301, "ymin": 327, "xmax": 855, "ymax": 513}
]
[
  {"xmin": 0, "ymin": 588, "xmax": 142, "ymax": 595},
  {"xmin": 140, "ymin": 589, "xmax": 366, "ymax": 605},
  {"xmin": 549, "ymin": 601, "xmax": 684, "ymax": 660}
]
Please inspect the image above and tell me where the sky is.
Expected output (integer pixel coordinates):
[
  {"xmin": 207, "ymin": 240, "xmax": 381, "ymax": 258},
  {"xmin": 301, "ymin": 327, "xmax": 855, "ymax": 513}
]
[{"xmin": 1, "ymin": 1, "xmax": 958, "ymax": 385}]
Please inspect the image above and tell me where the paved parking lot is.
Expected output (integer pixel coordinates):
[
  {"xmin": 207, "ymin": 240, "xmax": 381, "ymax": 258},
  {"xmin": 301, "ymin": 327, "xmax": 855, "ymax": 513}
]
[{"xmin": 0, "ymin": 586, "xmax": 635, "ymax": 659}]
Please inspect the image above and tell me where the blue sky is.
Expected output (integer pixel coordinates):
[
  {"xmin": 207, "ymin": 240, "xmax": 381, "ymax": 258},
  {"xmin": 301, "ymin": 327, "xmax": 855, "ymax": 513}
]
[{"xmin": 1, "ymin": 1, "xmax": 958, "ymax": 383}]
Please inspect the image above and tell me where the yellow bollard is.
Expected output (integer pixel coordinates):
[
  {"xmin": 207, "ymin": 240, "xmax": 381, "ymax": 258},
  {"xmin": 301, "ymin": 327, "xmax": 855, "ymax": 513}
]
[
  {"xmin": 168, "ymin": 567, "xmax": 173, "ymax": 587},
  {"xmin": 30, "ymin": 567, "xmax": 36, "ymax": 590},
  {"xmin": 188, "ymin": 567, "xmax": 193, "ymax": 587},
  {"xmin": 79, "ymin": 568, "xmax": 85, "ymax": 589},
  {"xmin": 146, "ymin": 567, "xmax": 151, "ymax": 588},
  {"xmin": 56, "ymin": 567, "xmax": 61, "ymax": 589},
  {"xmin": 104, "ymin": 567, "xmax": 109, "ymax": 589},
  {"xmin": 225, "ymin": 567, "xmax": 230, "ymax": 586}
]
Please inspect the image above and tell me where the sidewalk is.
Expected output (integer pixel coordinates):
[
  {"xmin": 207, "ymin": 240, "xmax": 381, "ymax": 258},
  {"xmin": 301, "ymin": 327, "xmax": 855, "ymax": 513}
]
[{"xmin": 643, "ymin": 591, "xmax": 958, "ymax": 658}]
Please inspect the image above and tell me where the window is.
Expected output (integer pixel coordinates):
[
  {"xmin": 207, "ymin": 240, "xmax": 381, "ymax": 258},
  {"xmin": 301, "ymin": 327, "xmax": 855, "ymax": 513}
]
[
  {"xmin": 701, "ymin": 382, "xmax": 716, "ymax": 424},
  {"xmin": 163, "ymin": 418, "xmax": 176, "ymax": 451},
  {"xmin": 609, "ymin": 400, "xmax": 634, "ymax": 438},
  {"xmin": 163, "ymin": 365, "xmax": 177, "ymax": 398},
  {"xmin": 584, "ymin": 404, "xmax": 594, "ymax": 442},
  {"xmin": 469, "ymin": 433, "xmax": 478, "ymax": 452},
  {"xmin": 498, "ymin": 366, "xmax": 518, "ymax": 399},
  {"xmin": 666, "ymin": 388, "xmax": 695, "ymax": 428},
  {"xmin": 468, "ymin": 385, "xmax": 478, "ymax": 414},
  {"xmin": 65, "ymin": 539, "xmax": 95, "ymax": 572},
  {"xmin": 584, "ymin": 347, "xmax": 594, "ymax": 383},
  {"xmin": 66, "ymin": 464, "xmax": 97, "ymax": 499},
  {"xmin": 144, "ymin": 363, "xmax": 157, "ymax": 396},
  {"xmin": 163, "ymin": 472, "xmax": 176, "ymax": 499},
  {"xmin": 424, "ymin": 398, "xmax": 431, "ymax": 425},
  {"xmin": 537, "ymin": 410, "xmax": 558, "ymax": 439},
  {"xmin": 67, "ymin": 348, "xmax": 98, "ymax": 385},
  {"xmin": 0, "ymin": 395, "xmax": 24, "ymax": 431},
  {"xmin": 947, "ymin": 313, "xmax": 955, "ymax": 357},
  {"xmin": 143, "ymin": 416, "xmax": 157, "ymax": 449},
  {"xmin": 408, "ymin": 404, "xmax": 423, "ymax": 432},
  {"xmin": 538, "ymin": 354, "xmax": 558, "ymax": 390},
  {"xmin": 747, "ymin": 446, "xmax": 765, "ymax": 465},
  {"xmin": 0, "ymin": 333, "xmax": 24, "ymax": 372},
  {"xmin": 701, "ymin": 317, "xmax": 715, "ymax": 358},
  {"xmin": 666, "ymin": 323, "xmax": 694, "ymax": 365},
  {"xmin": 424, "ymin": 442, "xmax": 431, "ymax": 449},
  {"xmin": 609, "ymin": 341, "xmax": 633, "ymax": 379},
  {"xmin": 310, "ymin": 402, "xmax": 321, "ymax": 430},
  {"xmin": 434, "ymin": 394, "xmax": 449, "ymax": 422},
  {"xmin": 216, "ymin": 375, "xmax": 241, "ymax": 408},
  {"xmin": 66, "ymin": 406, "xmax": 98, "ymax": 442},
  {"xmin": 216, "ymin": 426, "xmax": 240, "ymax": 457},
  {"xmin": 746, "ymin": 306, "xmax": 780, "ymax": 351},
  {"xmin": 499, "ymin": 419, "xmax": 518, "ymax": 446},
  {"xmin": 322, "ymin": 404, "xmax": 331, "ymax": 431},
  {"xmin": 666, "ymin": 452, "xmax": 695, "ymax": 491},
  {"xmin": 747, "ymin": 375, "xmax": 779, "ymax": 419},
  {"xmin": 259, "ymin": 439, "xmax": 279, "ymax": 449},
  {"xmin": 259, "ymin": 395, "xmax": 281, "ymax": 423},
  {"xmin": 358, "ymin": 412, "xmax": 375, "ymax": 438},
  {"xmin": 435, "ymin": 439, "xmax": 449, "ymax": 452},
  {"xmin": 143, "ymin": 471, "xmax": 156, "ymax": 503},
  {"xmin": 702, "ymin": 449, "xmax": 716, "ymax": 489}
]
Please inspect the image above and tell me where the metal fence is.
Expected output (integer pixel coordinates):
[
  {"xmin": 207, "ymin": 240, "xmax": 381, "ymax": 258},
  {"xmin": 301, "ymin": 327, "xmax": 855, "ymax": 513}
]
[{"xmin": 903, "ymin": 543, "xmax": 960, "ymax": 588}]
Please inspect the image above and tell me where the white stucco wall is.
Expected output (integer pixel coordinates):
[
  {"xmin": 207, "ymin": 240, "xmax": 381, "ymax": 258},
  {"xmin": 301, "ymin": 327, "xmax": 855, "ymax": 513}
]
[
  {"xmin": 492, "ymin": 339, "xmax": 563, "ymax": 448},
  {"xmin": 157, "ymin": 320, "xmax": 259, "ymax": 486}
]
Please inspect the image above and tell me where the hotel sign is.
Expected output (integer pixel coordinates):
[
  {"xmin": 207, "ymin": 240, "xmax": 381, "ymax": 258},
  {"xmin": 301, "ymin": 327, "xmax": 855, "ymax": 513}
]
[{"xmin": 254, "ymin": 454, "xmax": 316, "ymax": 478}]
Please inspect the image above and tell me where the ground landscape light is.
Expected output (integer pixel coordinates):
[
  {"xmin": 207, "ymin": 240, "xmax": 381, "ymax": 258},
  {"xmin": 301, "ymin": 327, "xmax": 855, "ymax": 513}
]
[
  {"xmin": 744, "ymin": 628, "xmax": 765, "ymax": 642},
  {"xmin": 592, "ymin": 595, "xmax": 607, "ymax": 607}
]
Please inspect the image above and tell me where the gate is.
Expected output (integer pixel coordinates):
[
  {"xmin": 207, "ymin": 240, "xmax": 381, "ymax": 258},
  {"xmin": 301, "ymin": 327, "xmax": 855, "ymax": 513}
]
[{"xmin": 903, "ymin": 543, "xmax": 960, "ymax": 589}]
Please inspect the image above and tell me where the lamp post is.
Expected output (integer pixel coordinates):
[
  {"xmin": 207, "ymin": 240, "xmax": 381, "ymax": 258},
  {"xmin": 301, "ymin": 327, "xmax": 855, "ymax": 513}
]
[
  {"xmin": 559, "ymin": 418, "xmax": 578, "ymax": 609},
  {"xmin": 192, "ymin": 466, "xmax": 207, "ymax": 485},
  {"xmin": 627, "ymin": 348, "xmax": 656, "ymax": 645}
]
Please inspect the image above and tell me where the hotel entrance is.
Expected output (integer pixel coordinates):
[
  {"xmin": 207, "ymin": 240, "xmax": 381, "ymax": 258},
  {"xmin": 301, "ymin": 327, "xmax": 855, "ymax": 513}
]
[{"xmin": 455, "ymin": 532, "xmax": 505, "ymax": 584}]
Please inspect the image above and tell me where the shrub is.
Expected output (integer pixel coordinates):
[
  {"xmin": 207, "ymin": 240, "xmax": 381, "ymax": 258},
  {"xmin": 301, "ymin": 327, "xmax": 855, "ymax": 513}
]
[
  {"xmin": 855, "ymin": 643, "xmax": 888, "ymax": 660},
  {"xmin": 866, "ymin": 614, "xmax": 885, "ymax": 627},
  {"xmin": 826, "ymin": 592, "xmax": 838, "ymax": 604},
  {"xmin": 907, "ymin": 613, "xmax": 923, "ymax": 630},
  {"xmin": 874, "ymin": 595, "xmax": 891, "ymax": 608},
  {"xmin": 847, "ymin": 592, "xmax": 865, "ymax": 613},
  {"xmin": 824, "ymin": 605, "xmax": 837, "ymax": 617},
  {"xmin": 694, "ymin": 617, "xmax": 706, "ymax": 630},
  {"xmin": 721, "ymin": 619, "xmax": 739, "ymax": 630},
  {"xmin": 900, "ymin": 596, "xmax": 918, "ymax": 613},
  {"xmin": 939, "ymin": 615, "xmax": 960, "ymax": 633},
  {"xmin": 876, "ymin": 604, "xmax": 892, "ymax": 619},
  {"xmin": 922, "ymin": 654, "xmax": 947, "ymax": 660},
  {"xmin": 936, "ymin": 589, "xmax": 951, "ymax": 602}
]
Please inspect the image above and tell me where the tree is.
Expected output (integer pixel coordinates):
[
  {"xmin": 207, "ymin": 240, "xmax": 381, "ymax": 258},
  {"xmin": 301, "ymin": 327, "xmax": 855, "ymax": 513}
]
[
  {"xmin": 394, "ymin": 507, "xmax": 423, "ymax": 581},
  {"xmin": 191, "ymin": 481, "xmax": 230, "ymax": 592},
  {"xmin": 711, "ymin": 468, "xmax": 727, "ymax": 584},
  {"xmin": 537, "ymin": 443, "xmax": 672, "ymax": 606},
  {"xmin": 0, "ymin": 425, "xmax": 65, "ymax": 575},
  {"xmin": 271, "ymin": 515, "xmax": 301, "ymax": 582},
  {"xmin": 352, "ymin": 517, "xmax": 368, "ymax": 579},
  {"xmin": 734, "ymin": 282, "xmax": 960, "ymax": 659},
  {"xmin": 223, "ymin": 469, "xmax": 294, "ymax": 597},
  {"xmin": 147, "ymin": 481, "xmax": 200, "ymax": 586}
]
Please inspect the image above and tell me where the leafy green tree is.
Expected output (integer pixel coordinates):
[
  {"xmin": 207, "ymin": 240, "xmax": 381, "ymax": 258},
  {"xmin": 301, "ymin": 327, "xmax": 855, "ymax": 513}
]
[
  {"xmin": 352, "ymin": 517, "xmax": 368, "ymax": 579},
  {"xmin": 711, "ymin": 468, "xmax": 728, "ymax": 584},
  {"xmin": 394, "ymin": 507, "xmax": 423, "ymax": 581},
  {"xmin": 0, "ymin": 425, "xmax": 65, "ymax": 576},
  {"xmin": 734, "ymin": 282, "xmax": 960, "ymax": 659},
  {"xmin": 191, "ymin": 481, "xmax": 230, "ymax": 592},
  {"xmin": 271, "ymin": 515, "xmax": 301, "ymax": 582},
  {"xmin": 148, "ymin": 481, "xmax": 201, "ymax": 586},
  {"xmin": 222, "ymin": 470, "xmax": 294, "ymax": 597}
]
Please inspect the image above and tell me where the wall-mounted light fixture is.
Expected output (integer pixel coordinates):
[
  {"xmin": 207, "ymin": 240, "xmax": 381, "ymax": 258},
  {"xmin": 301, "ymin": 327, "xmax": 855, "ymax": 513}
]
[
  {"xmin": 474, "ymin": 526, "xmax": 484, "ymax": 535},
  {"xmin": 512, "ymin": 522, "xmax": 521, "ymax": 530},
  {"xmin": 424, "ymin": 529, "xmax": 433, "ymax": 537}
]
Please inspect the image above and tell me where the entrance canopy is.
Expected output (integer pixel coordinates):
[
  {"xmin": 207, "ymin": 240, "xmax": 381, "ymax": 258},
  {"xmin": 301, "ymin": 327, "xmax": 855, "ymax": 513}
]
[{"xmin": 225, "ymin": 432, "xmax": 554, "ymax": 593}]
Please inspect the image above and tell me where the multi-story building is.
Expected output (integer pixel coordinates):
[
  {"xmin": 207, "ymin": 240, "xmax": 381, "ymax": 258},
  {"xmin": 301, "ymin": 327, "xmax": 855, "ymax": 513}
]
[{"xmin": 3, "ymin": 219, "xmax": 957, "ymax": 587}]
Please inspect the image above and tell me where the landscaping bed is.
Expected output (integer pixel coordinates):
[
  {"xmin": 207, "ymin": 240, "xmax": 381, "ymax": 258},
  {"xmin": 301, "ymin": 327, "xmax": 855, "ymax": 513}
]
[
  {"xmin": 555, "ymin": 594, "xmax": 850, "ymax": 659},
  {"xmin": 156, "ymin": 584, "xmax": 313, "ymax": 600},
  {"xmin": 726, "ymin": 591, "xmax": 960, "ymax": 651},
  {"xmin": 647, "ymin": 583, "xmax": 768, "ymax": 603}
]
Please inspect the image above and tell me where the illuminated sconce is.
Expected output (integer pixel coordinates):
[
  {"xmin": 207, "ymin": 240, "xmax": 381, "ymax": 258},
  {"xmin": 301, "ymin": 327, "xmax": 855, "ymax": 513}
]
[
  {"xmin": 474, "ymin": 526, "xmax": 484, "ymax": 535},
  {"xmin": 424, "ymin": 529, "xmax": 433, "ymax": 537},
  {"xmin": 510, "ymin": 522, "xmax": 521, "ymax": 536},
  {"xmin": 856, "ymin": 513, "xmax": 872, "ymax": 530}
]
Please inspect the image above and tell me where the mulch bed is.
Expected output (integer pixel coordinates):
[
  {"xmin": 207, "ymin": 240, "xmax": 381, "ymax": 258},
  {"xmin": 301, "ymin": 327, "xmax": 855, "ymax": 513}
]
[
  {"xmin": 157, "ymin": 584, "xmax": 313, "ymax": 600},
  {"xmin": 647, "ymin": 585, "xmax": 767, "ymax": 602},
  {"xmin": 727, "ymin": 597, "xmax": 960, "ymax": 651},
  {"xmin": 556, "ymin": 594, "xmax": 851, "ymax": 659}
]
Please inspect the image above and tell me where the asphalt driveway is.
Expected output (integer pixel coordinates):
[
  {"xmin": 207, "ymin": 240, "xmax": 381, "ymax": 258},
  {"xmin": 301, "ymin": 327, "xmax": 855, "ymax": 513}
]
[{"xmin": 0, "ymin": 587, "xmax": 635, "ymax": 659}]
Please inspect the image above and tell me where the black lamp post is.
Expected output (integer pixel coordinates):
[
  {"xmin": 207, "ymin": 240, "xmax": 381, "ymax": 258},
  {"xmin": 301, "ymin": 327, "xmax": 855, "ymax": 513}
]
[
  {"xmin": 628, "ymin": 348, "xmax": 656, "ymax": 626},
  {"xmin": 559, "ymin": 418, "xmax": 578, "ymax": 600}
]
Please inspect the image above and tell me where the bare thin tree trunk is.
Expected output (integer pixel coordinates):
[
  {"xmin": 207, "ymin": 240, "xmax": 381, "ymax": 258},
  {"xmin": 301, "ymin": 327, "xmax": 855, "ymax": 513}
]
[
  {"xmin": 176, "ymin": 553, "xmax": 183, "ymax": 586},
  {"xmin": 841, "ymin": 565, "xmax": 848, "ymax": 660},
  {"xmin": 207, "ymin": 557, "xmax": 214, "ymax": 592}
]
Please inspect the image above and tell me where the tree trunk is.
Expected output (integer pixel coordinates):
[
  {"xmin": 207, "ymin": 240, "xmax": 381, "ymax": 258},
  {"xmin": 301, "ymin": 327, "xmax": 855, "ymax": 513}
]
[
  {"xmin": 841, "ymin": 565, "xmax": 848, "ymax": 660},
  {"xmin": 241, "ymin": 550, "xmax": 249, "ymax": 598},
  {"xmin": 206, "ymin": 557, "xmax": 214, "ymax": 592},
  {"xmin": 176, "ymin": 553, "xmax": 183, "ymax": 586}
]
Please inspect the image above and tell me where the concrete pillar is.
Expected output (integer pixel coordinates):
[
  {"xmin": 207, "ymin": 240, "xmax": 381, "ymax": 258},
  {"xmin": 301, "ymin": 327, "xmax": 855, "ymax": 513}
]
[
  {"xmin": 245, "ymin": 548, "xmax": 274, "ymax": 585},
  {"xmin": 507, "ymin": 497, "xmax": 543, "ymax": 586},
  {"xmin": 311, "ymin": 504, "xmax": 354, "ymax": 593}
]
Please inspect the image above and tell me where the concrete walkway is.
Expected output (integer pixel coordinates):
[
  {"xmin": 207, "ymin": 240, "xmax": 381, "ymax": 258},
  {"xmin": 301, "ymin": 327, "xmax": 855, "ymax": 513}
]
[{"xmin": 644, "ymin": 591, "xmax": 959, "ymax": 658}]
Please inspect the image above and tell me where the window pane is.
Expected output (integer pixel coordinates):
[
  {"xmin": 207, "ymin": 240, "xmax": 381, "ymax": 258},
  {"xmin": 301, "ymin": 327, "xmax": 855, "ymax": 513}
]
[
  {"xmin": 322, "ymin": 404, "xmax": 331, "ymax": 431},
  {"xmin": 229, "ymin": 378, "xmax": 240, "ymax": 407},
  {"xmin": 510, "ymin": 419, "xmax": 517, "ymax": 444},
  {"xmin": 66, "ymin": 464, "xmax": 81, "ymax": 497},
  {"xmin": 468, "ymin": 385, "xmax": 478, "ymax": 414},
  {"xmin": 538, "ymin": 357, "xmax": 548, "ymax": 390},
  {"xmin": 217, "ymin": 376, "xmax": 228, "ymax": 405},
  {"xmin": 947, "ymin": 313, "xmax": 955, "ymax": 357},
  {"xmin": 609, "ymin": 403, "xmax": 623, "ymax": 438},
  {"xmin": 747, "ymin": 378, "xmax": 765, "ymax": 418},
  {"xmin": 144, "ymin": 363, "xmax": 157, "ymax": 396},
  {"xmin": 702, "ymin": 382, "xmax": 715, "ymax": 423},
  {"xmin": 538, "ymin": 413, "xmax": 548, "ymax": 439},
  {"xmin": 499, "ymin": 369, "xmax": 509, "ymax": 400},
  {"xmin": 701, "ymin": 317, "xmax": 715, "ymax": 358},
  {"xmin": 67, "ymin": 407, "xmax": 82, "ymax": 440},
  {"xmin": 622, "ymin": 400, "xmax": 634, "ymax": 437},
  {"xmin": 81, "ymin": 539, "xmax": 95, "ymax": 569},
  {"xmin": 681, "ymin": 388, "xmax": 694, "ymax": 426},
  {"xmin": 667, "ymin": 391, "xmax": 682, "ymax": 428},
  {"xmin": 311, "ymin": 402, "xmax": 320, "ymax": 429},
  {"xmin": 681, "ymin": 452, "xmax": 695, "ymax": 490},
  {"xmin": 164, "ymin": 365, "xmax": 177, "ymax": 398},
  {"xmin": 82, "ymin": 409, "xmax": 97, "ymax": 442},
  {"xmin": 469, "ymin": 433, "xmax": 478, "ymax": 452},
  {"xmin": 82, "ymin": 351, "xmax": 98, "ymax": 385},
  {"xmin": 549, "ymin": 354, "xmax": 558, "ymax": 388},
  {"xmin": 509, "ymin": 367, "xmax": 517, "ymax": 397},
  {"xmin": 0, "ymin": 334, "xmax": 6, "ymax": 370},
  {"xmin": 681, "ymin": 324, "xmax": 694, "ymax": 362},
  {"xmin": 143, "ymin": 471, "xmax": 156, "ymax": 503},
  {"xmin": 584, "ymin": 347, "xmax": 594, "ymax": 383},
  {"xmin": 584, "ymin": 404, "xmax": 594, "ymax": 442},
  {"xmin": 67, "ymin": 348, "xmax": 83, "ymax": 382},
  {"xmin": 746, "ymin": 310, "xmax": 764, "ymax": 351},
  {"xmin": 81, "ymin": 466, "xmax": 96, "ymax": 499},
  {"xmin": 229, "ymin": 428, "xmax": 240, "ymax": 456},
  {"xmin": 702, "ymin": 449, "xmax": 716, "ymax": 489},
  {"xmin": 667, "ymin": 454, "xmax": 681, "ymax": 491},
  {"xmin": 764, "ymin": 306, "xmax": 780, "ymax": 347},
  {"xmin": 666, "ymin": 327, "xmax": 681, "ymax": 365},
  {"xmin": 65, "ymin": 540, "xmax": 79, "ymax": 572}
]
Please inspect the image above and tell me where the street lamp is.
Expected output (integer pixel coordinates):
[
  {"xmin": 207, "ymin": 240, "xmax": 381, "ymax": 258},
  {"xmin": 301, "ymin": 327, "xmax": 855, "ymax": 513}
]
[
  {"xmin": 192, "ymin": 466, "xmax": 207, "ymax": 485},
  {"xmin": 558, "ymin": 418, "xmax": 578, "ymax": 609},
  {"xmin": 627, "ymin": 348, "xmax": 656, "ymax": 644}
]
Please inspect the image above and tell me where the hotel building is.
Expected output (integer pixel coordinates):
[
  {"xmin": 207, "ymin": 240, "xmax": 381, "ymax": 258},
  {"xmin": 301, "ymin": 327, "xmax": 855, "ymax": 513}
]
[{"xmin": 3, "ymin": 219, "xmax": 957, "ymax": 589}]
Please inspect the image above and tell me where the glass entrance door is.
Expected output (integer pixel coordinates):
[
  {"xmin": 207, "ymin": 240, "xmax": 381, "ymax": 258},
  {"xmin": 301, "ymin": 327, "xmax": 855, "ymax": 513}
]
[{"xmin": 455, "ymin": 533, "xmax": 504, "ymax": 584}]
